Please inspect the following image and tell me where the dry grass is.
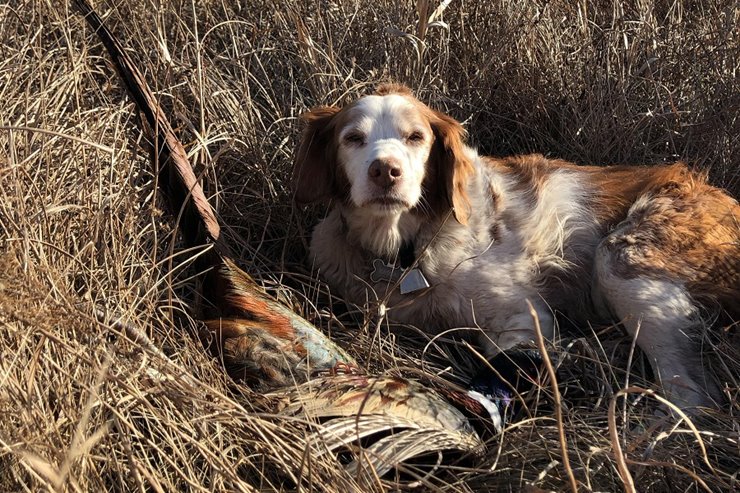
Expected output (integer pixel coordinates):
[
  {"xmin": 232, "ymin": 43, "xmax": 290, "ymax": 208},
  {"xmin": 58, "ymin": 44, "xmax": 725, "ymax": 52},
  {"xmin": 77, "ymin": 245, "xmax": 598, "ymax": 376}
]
[{"xmin": 1, "ymin": 0, "xmax": 738, "ymax": 491}]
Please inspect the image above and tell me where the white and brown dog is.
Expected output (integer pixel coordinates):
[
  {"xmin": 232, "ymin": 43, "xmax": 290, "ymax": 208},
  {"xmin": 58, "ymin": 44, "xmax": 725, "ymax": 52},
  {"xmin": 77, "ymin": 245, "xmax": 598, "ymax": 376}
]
[{"xmin": 293, "ymin": 84, "xmax": 739, "ymax": 410}]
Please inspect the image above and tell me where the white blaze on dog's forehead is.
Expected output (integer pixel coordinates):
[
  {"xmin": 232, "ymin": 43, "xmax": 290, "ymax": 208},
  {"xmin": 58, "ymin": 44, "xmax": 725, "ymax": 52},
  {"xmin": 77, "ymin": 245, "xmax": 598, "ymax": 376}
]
[{"xmin": 340, "ymin": 94, "xmax": 431, "ymax": 139}]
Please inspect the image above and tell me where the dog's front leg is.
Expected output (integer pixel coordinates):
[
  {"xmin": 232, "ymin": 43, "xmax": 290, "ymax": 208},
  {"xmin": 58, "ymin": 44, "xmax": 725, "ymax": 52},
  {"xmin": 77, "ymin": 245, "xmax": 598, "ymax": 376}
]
[
  {"xmin": 478, "ymin": 298, "xmax": 554, "ymax": 359},
  {"xmin": 468, "ymin": 297, "xmax": 554, "ymax": 422}
]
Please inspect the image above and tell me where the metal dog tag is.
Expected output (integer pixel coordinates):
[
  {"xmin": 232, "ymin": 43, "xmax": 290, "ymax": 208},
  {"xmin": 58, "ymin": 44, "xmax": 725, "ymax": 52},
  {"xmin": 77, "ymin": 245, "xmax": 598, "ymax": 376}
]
[
  {"xmin": 370, "ymin": 259, "xmax": 429, "ymax": 294},
  {"xmin": 399, "ymin": 268, "xmax": 430, "ymax": 294},
  {"xmin": 370, "ymin": 259, "xmax": 402, "ymax": 284}
]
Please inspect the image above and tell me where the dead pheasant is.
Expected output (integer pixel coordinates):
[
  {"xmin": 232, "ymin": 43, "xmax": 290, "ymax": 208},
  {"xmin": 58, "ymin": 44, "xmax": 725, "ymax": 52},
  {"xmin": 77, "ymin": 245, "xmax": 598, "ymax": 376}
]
[
  {"xmin": 73, "ymin": 0, "xmax": 507, "ymax": 479},
  {"xmin": 72, "ymin": 0, "xmax": 356, "ymax": 389}
]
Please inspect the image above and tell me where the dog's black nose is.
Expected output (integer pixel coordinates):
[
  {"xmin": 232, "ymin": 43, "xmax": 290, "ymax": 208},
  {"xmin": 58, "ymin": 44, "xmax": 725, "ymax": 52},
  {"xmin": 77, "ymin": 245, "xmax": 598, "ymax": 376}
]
[{"xmin": 368, "ymin": 158, "xmax": 402, "ymax": 188}]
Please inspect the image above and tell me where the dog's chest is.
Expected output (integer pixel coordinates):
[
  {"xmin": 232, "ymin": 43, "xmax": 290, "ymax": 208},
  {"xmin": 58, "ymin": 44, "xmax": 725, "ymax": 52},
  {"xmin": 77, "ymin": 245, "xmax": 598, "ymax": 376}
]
[{"xmin": 363, "ymin": 226, "xmax": 505, "ymax": 299}]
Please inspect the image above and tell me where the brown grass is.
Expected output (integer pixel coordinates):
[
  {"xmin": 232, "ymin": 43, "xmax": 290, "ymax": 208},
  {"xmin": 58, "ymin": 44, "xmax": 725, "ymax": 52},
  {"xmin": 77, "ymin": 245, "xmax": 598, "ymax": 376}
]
[{"xmin": 1, "ymin": 0, "xmax": 738, "ymax": 491}]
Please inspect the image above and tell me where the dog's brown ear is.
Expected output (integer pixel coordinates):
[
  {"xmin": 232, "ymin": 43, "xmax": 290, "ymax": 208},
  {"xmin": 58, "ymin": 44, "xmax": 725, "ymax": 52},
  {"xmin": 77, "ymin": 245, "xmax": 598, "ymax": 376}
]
[
  {"xmin": 292, "ymin": 106, "xmax": 341, "ymax": 204},
  {"xmin": 428, "ymin": 109, "xmax": 474, "ymax": 225}
]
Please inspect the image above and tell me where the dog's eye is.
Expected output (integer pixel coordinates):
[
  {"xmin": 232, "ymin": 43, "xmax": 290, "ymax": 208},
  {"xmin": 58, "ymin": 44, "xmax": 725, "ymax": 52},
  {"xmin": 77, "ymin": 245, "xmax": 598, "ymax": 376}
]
[
  {"xmin": 344, "ymin": 132, "xmax": 365, "ymax": 146},
  {"xmin": 406, "ymin": 131, "xmax": 424, "ymax": 143}
]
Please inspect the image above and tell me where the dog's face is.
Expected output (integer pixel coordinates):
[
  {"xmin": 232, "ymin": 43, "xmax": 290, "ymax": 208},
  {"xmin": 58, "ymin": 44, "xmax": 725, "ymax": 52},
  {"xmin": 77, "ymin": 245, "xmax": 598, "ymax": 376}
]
[
  {"xmin": 335, "ymin": 93, "xmax": 434, "ymax": 214},
  {"xmin": 293, "ymin": 84, "xmax": 474, "ymax": 224}
]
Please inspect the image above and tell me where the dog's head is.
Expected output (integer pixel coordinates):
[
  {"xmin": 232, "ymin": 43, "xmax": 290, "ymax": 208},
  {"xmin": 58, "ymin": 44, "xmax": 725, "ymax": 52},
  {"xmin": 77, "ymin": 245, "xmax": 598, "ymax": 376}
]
[{"xmin": 293, "ymin": 84, "xmax": 474, "ymax": 224}]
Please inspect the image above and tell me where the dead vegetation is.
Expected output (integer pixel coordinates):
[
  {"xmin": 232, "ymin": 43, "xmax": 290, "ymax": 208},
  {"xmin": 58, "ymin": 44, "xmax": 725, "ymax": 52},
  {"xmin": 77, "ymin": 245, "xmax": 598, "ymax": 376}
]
[{"xmin": 0, "ymin": 0, "xmax": 738, "ymax": 491}]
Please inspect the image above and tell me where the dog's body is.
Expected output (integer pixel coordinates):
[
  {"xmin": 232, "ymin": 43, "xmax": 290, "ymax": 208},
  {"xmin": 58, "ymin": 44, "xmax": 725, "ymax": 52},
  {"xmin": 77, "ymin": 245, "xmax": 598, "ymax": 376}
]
[{"xmin": 294, "ymin": 84, "xmax": 739, "ymax": 409}]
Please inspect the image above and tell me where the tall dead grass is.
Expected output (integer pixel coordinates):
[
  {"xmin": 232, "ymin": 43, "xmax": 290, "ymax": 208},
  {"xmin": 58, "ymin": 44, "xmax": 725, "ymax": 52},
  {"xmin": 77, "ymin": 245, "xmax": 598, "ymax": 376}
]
[{"xmin": 1, "ymin": 0, "xmax": 737, "ymax": 491}]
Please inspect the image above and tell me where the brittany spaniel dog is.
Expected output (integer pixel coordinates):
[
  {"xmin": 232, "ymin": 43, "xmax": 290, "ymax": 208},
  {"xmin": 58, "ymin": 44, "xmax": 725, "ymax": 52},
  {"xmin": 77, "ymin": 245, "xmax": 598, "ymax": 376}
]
[{"xmin": 293, "ymin": 84, "xmax": 739, "ymax": 410}]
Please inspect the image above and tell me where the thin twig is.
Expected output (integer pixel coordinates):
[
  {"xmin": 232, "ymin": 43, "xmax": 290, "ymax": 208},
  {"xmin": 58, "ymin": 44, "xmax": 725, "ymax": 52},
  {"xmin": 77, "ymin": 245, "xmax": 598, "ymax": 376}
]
[
  {"xmin": 528, "ymin": 300, "xmax": 578, "ymax": 492},
  {"xmin": 608, "ymin": 385, "xmax": 717, "ymax": 493}
]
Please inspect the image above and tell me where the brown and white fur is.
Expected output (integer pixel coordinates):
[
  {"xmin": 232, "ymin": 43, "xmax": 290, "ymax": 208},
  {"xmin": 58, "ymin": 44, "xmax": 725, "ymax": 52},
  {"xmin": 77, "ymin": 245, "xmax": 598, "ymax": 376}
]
[{"xmin": 293, "ymin": 84, "xmax": 739, "ymax": 410}]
